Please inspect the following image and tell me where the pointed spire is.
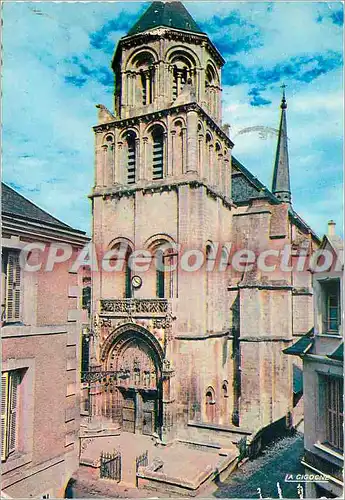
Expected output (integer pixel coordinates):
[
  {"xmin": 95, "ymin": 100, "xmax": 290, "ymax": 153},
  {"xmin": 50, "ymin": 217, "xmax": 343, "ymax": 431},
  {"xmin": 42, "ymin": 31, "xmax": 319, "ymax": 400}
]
[
  {"xmin": 127, "ymin": 1, "xmax": 203, "ymax": 36},
  {"xmin": 272, "ymin": 84, "xmax": 291, "ymax": 204}
]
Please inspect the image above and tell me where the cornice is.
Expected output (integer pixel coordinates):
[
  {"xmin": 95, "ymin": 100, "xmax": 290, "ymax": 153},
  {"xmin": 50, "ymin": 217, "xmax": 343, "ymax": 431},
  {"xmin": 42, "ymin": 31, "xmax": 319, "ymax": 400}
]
[
  {"xmin": 89, "ymin": 179, "xmax": 235, "ymax": 210},
  {"xmin": 229, "ymin": 281, "xmax": 293, "ymax": 291},
  {"xmin": 2, "ymin": 215, "xmax": 90, "ymax": 247},
  {"xmin": 94, "ymin": 102, "xmax": 234, "ymax": 148},
  {"xmin": 116, "ymin": 28, "xmax": 225, "ymax": 67}
]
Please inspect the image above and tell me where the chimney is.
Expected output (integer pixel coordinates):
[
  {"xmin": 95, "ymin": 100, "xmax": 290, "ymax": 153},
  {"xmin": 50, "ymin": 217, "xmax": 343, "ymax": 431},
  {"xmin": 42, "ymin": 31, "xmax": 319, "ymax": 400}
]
[{"xmin": 328, "ymin": 220, "xmax": 336, "ymax": 236}]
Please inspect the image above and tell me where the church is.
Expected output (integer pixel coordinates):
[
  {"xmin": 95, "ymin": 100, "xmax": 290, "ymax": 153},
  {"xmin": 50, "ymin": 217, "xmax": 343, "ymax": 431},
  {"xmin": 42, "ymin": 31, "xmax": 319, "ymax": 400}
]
[{"xmin": 88, "ymin": 0, "xmax": 320, "ymax": 451}]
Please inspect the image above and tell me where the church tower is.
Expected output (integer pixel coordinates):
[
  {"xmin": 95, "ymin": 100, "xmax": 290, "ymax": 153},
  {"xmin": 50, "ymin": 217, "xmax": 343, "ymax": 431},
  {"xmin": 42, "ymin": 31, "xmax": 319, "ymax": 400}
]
[
  {"xmin": 91, "ymin": 0, "xmax": 235, "ymax": 442},
  {"xmin": 93, "ymin": 0, "xmax": 233, "ymax": 195},
  {"xmin": 90, "ymin": 1, "xmax": 318, "ymax": 450}
]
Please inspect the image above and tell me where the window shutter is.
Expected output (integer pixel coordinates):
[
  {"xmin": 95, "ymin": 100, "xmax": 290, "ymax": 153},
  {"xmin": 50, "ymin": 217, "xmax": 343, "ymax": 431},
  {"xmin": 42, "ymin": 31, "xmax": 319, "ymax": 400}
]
[
  {"xmin": 156, "ymin": 269, "xmax": 165, "ymax": 299},
  {"xmin": 1, "ymin": 372, "xmax": 9, "ymax": 461},
  {"xmin": 125, "ymin": 261, "xmax": 132, "ymax": 299},
  {"xmin": 127, "ymin": 139, "xmax": 136, "ymax": 185},
  {"xmin": 8, "ymin": 372, "xmax": 18, "ymax": 453},
  {"xmin": 6, "ymin": 252, "xmax": 21, "ymax": 322},
  {"xmin": 152, "ymin": 130, "xmax": 164, "ymax": 180}
]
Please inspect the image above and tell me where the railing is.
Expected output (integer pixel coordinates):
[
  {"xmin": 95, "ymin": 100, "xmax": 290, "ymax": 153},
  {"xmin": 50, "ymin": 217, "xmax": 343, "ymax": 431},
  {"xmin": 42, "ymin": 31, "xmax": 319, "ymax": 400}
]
[
  {"xmin": 100, "ymin": 450, "xmax": 121, "ymax": 482},
  {"xmin": 100, "ymin": 298, "xmax": 169, "ymax": 316},
  {"xmin": 136, "ymin": 450, "xmax": 148, "ymax": 487}
]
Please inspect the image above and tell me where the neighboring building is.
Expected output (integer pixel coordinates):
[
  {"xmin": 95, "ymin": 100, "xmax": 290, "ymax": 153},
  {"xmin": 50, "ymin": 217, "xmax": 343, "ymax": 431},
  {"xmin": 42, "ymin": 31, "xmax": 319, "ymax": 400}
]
[
  {"xmin": 80, "ymin": 267, "xmax": 92, "ymax": 414},
  {"xmin": 285, "ymin": 221, "xmax": 344, "ymax": 498},
  {"xmin": 89, "ymin": 0, "xmax": 320, "ymax": 451},
  {"xmin": 1, "ymin": 183, "xmax": 89, "ymax": 498}
]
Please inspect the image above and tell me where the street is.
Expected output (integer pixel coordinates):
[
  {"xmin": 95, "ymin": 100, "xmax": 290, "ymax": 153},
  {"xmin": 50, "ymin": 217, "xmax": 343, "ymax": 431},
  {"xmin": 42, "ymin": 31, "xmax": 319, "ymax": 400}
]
[{"xmin": 213, "ymin": 432, "xmax": 305, "ymax": 499}]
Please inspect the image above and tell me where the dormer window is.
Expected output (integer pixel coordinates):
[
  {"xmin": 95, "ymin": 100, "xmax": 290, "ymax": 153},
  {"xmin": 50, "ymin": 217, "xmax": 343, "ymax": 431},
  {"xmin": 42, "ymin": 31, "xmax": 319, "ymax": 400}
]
[{"xmin": 321, "ymin": 280, "xmax": 341, "ymax": 334}]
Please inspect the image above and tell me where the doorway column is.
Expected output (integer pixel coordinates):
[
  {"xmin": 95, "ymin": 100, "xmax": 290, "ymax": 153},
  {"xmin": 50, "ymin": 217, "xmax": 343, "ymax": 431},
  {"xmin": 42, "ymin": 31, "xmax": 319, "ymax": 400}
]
[
  {"xmin": 135, "ymin": 390, "xmax": 143, "ymax": 434},
  {"xmin": 161, "ymin": 360, "xmax": 176, "ymax": 443}
]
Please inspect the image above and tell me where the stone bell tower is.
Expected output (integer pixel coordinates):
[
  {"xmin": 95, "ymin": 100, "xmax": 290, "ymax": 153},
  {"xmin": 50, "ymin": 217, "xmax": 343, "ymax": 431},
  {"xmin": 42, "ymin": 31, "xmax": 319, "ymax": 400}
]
[
  {"xmin": 91, "ymin": 0, "xmax": 235, "ymax": 442},
  {"xmin": 93, "ymin": 0, "xmax": 233, "ymax": 194}
]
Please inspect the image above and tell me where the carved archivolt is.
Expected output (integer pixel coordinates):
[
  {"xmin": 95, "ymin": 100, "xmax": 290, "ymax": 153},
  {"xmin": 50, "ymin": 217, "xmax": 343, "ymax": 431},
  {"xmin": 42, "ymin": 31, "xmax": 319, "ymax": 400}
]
[
  {"xmin": 100, "ymin": 323, "xmax": 164, "ymax": 372},
  {"xmin": 108, "ymin": 339, "xmax": 158, "ymax": 389}
]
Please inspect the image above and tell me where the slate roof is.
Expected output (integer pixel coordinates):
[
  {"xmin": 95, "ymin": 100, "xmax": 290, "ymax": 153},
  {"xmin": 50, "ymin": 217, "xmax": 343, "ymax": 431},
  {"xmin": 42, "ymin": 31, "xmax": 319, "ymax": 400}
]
[
  {"xmin": 323, "ymin": 234, "xmax": 344, "ymax": 261},
  {"xmin": 328, "ymin": 235, "xmax": 344, "ymax": 252},
  {"xmin": 128, "ymin": 1, "xmax": 204, "ymax": 36},
  {"xmin": 1, "ymin": 183, "xmax": 84, "ymax": 233},
  {"xmin": 272, "ymin": 95, "xmax": 291, "ymax": 203},
  {"xmin": 231, "ymin": 157, "xmax": 320, "ymax": 242},
  {"xmin": 288, "ymin": 208, "xmax": 320, "ymax": 242},
  {"xmin": 231, "ymin": 156, "xmax": 280, "ymax": 205}
]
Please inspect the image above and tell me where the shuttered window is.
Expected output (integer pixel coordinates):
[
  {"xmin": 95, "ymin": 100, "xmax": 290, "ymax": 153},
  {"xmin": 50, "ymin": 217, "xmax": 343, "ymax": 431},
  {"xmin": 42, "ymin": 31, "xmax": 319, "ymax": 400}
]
[
  {"xmin": 1, "ymin": 373, "xmax": 9, "ymax": 461},
  {"xmin": 127, "ymin": 134, "xmax": 136, "ymax": 185},
  {"xmin": 125, "ymin": 257, "xmax": 132, "ymax": 298},
  {"xmin": 5, "ymin": 251, "xmax": 22, "ymax": 323},
  {"xmin": 1, "ymin": 371, "xmax": 20, "ymax": 461},
  {"xmin": 141, "ymin": 73, "xmax": 147, "ymax": 105},
  {"xmin": 156, "ymin": 250, "xmax": 165, "ymax": 299},
  {"xmin": 152, "ymin": 128, "xmax": 164, "ymax": 180},
  {"xmin": 322, "ymin": 280, "xmax": 341, "ymax": 333},
  {"xmin": 326, "ymin": 376, "xmax": 343, "ymax": 451},
  {"xmin": 81, "ymin": 335, "xmax": 90, "ymax": 382},
  {"xmin": 156, "ymin": 268, "xmax": 165, "ymax": 299}
]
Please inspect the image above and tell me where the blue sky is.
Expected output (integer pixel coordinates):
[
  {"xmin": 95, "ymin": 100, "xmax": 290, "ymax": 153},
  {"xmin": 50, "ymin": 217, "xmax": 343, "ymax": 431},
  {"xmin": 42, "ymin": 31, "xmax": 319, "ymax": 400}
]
[{"xmin": 2, "ymin": 1, "xmax": 343, "ymax": 237}]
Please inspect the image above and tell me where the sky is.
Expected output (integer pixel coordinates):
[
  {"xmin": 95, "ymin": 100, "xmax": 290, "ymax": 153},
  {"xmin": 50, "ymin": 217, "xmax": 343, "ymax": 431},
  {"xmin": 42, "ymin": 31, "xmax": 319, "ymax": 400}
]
[{"xmin": 2, "ymin": 0, "xmax": 344, "ymax": 237}]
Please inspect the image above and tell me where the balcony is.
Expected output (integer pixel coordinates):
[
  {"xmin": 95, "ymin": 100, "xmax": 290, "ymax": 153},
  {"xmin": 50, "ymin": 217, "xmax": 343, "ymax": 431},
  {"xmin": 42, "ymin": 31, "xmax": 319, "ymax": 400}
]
[{"xmin": 99, "ymin": 298, "xmax": 169, "ymax": 318}]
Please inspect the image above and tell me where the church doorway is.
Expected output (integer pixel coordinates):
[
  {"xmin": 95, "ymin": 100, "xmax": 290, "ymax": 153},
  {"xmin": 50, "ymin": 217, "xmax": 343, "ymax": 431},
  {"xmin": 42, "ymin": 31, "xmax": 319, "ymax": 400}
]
[
  {"xmin": 121, "ymin": 390, "xmax": 136, "ymax": 433},
  {"xmin": 141, "ymin": 390, "xmax": 158, "ymax": 435},
  {"xmin": 118, "ymin": 388, "xmax": 159, "ymax": 435},
  {"xmin": 102, "ymin": 327, "xmax": 163, "ymax": 437}
]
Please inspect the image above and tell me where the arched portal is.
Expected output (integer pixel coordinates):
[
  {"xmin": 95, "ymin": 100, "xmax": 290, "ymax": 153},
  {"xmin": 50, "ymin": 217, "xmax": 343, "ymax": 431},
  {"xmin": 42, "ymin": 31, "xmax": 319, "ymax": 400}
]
[{"xmin": 100, "ymin": 325, "xmax": 163, "ymax": 436}]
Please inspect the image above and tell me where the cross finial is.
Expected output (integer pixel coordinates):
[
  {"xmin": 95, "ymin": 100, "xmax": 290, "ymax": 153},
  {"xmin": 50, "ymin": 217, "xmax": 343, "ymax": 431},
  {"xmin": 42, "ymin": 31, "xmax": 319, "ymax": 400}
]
[{"xmin": 280, "ymin": 83, "xmax": 287, "ymax": 109}]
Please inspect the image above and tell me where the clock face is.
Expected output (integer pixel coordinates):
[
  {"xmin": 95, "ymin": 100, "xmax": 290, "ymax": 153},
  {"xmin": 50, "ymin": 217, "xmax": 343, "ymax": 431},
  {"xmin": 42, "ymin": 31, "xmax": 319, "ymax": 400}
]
[{"xmin": 131, "ymin": 275, "xmax": 142, "ymax": 289}]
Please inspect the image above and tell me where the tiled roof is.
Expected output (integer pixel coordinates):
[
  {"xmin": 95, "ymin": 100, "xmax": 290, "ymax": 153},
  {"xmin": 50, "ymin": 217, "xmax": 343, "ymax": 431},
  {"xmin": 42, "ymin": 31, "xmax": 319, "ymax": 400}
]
[
  {"xmin": 128, "ymin": 1, "xmax": 204, "ymax": 36},
  {"xmin": 1, "ymin": 183, "xmax": 84, "ymax": 233}
]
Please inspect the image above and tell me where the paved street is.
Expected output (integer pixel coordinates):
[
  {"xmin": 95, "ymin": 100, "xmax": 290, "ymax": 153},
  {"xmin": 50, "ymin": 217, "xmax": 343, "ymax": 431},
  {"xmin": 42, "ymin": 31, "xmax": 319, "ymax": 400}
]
[{"xmin": 213, "ymin": 432, "xmax": 305, "ymax": 499}]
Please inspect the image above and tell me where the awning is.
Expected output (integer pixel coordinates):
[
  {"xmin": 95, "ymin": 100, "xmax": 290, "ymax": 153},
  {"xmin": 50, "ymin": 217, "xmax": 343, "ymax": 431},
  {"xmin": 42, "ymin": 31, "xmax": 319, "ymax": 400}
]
[
  {"xmin": 327, "ymin": 343, "xmax": 344, "ymax": 362},
  {"xmin": 293, "ymin": 364, "xmax": 303, "ymax": 394},
  {"xmin": 283, "ymin": 335, "xmax": 314, "ymax": 356}
]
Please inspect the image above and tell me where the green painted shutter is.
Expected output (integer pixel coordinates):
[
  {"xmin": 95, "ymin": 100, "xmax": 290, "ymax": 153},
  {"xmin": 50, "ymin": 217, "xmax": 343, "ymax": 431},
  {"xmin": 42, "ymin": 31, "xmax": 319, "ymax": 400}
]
[
  {"xmin": 125, "ymin": 261, "xmax": 132, "ymax": 298},
  {"xmin": 156, "ymin": 269, "xmax": 165, "ymax": 298},
  {"xmin": 1, "ymin": 373, "xmax": 9, "ymax": 461}
]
